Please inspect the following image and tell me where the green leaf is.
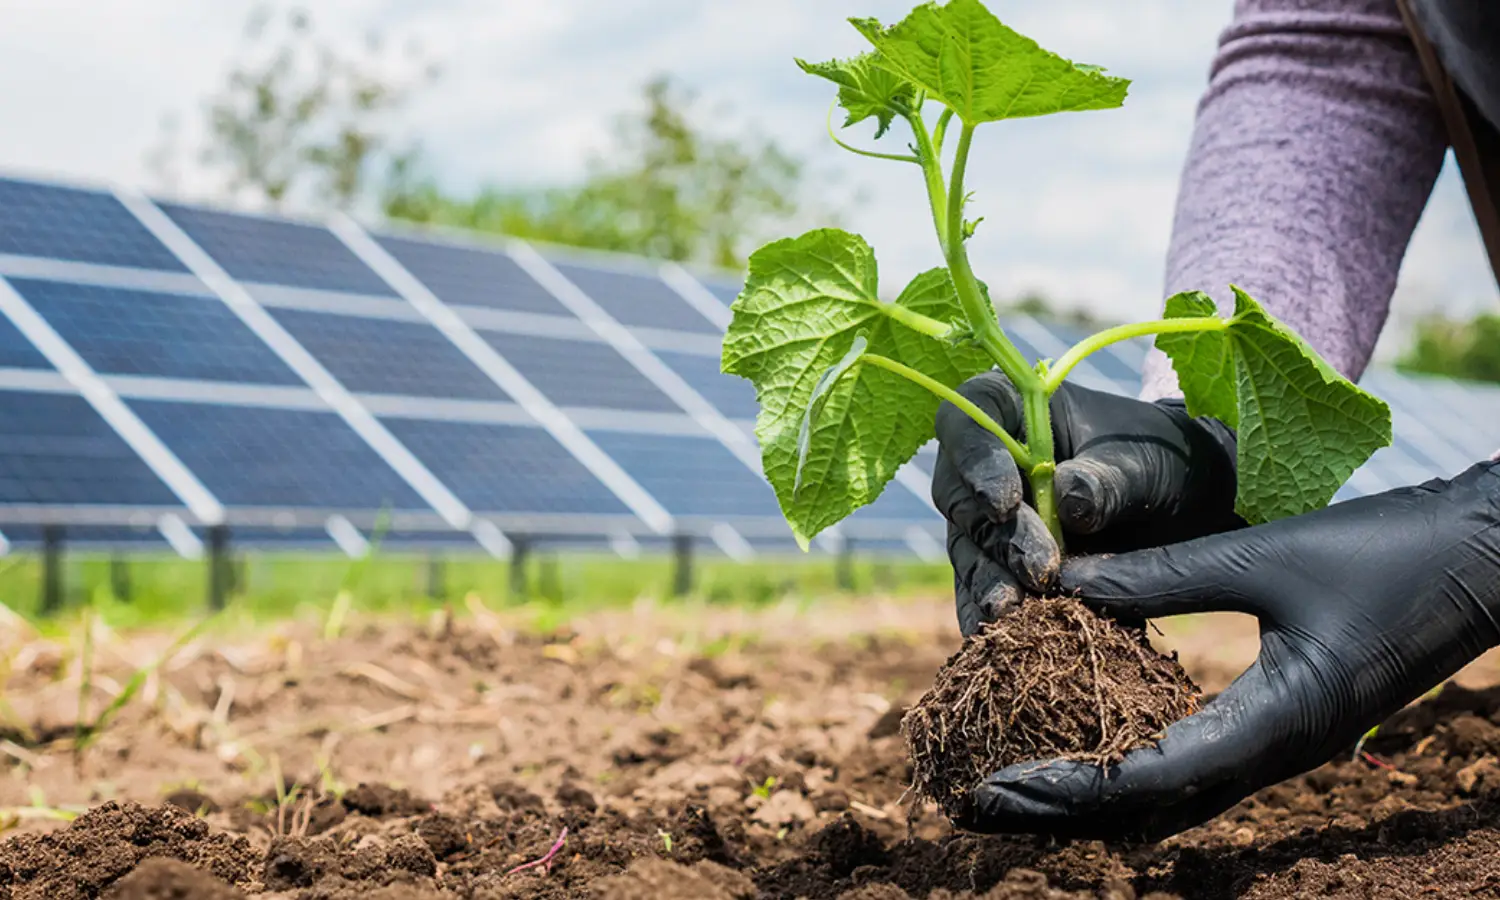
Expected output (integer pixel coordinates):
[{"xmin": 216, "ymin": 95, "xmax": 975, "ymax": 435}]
[
  {"xmin": 797, "ymin": 52, "xmax": 915, "ymax": 139},
  {"xmin": 722, "ymin": 229, "xmax": 993, "ymax": 547},
  {"xmin": 851, "ymin": 0, "xmax": 1129, "ymax": 125},
  {"xmin": 1156, "ymin": 287, "xmax": 1392, "ymax": 524},
  {"xmin": 796, "ymin": 336, "xmax": 869, "ymax": 495}
]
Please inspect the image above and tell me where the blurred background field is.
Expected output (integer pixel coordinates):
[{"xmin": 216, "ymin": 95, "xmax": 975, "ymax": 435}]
[{"xmin": 0, "ymin": 552, "xmax": 950, "ymax": 633}]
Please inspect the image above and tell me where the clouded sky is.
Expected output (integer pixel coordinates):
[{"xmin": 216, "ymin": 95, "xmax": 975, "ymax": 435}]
[{"xmin": 0, "ymin": 0, "xmax": 1493, "ymax": 354}]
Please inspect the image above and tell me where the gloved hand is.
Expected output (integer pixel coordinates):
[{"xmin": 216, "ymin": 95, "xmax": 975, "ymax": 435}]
[
  {"xmin": 933, "ymin": 374, "xmax": 1242, "ymax": 636},
  {"xmin": 954, "ymin": 462, "xmax": 1500, "ymax": 842}
]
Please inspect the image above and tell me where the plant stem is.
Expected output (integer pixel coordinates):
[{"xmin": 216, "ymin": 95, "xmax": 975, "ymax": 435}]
[
  {"xmin": 909, "ymin": 112, "xmax": 1063, "ymax": 544},
  {"xmin": 932, "ymin": 108, "xmax": 955, "ymax": 156},
  {"xmin": 826, "ymin": 102, "xmax": 922, "ymax": 164},
  {"xmin": 942, "ymin": 124, "xmax": 1039, "ymax": 392},
  {"xmin": 1041, "ymin": 316, "xmax": 1227, "ymax": 394},
  {"xmin": 880, "ymin": 302, "xmax": 955, "ymax": 340},
  {"xmin": 910, "ymin": 111, "xmax": 950, "ymax": 248},
  {"xmin": 1021, "ymin": 389, "xmax": 1063, "ymax": 545},
  {"xmin": 861, "ymin": 353, "xmax": 1033, "ymax": 469}
]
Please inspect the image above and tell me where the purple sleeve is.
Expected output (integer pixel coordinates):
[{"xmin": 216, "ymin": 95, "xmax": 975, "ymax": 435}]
[{"xmin": 1141, "ymin": 0, "xmax": 1449, "ymax": 400}]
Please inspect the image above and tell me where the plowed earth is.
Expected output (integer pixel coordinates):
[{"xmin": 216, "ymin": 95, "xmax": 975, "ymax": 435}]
[{"xmin": 5, "ymin": 597, "xmax": 1500, "ymax": 899}]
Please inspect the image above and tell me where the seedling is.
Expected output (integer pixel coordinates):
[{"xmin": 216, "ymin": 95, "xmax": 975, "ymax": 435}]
[
  {"xmin": 751, "ymin": 775, "xmax": 777, "ymax": 799},
  {"xmin": 73, "ymin": 613, "xmax": 213, "ymax": 755},
  {"xmin": 722, "ymin": 0, "xmax": 1391, "ymax": 548}
]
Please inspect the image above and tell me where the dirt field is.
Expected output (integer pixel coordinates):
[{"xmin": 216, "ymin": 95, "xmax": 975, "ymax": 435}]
[{"xmin": 5, "ymin": 593, "xmax": 1500, "ymax": 899}]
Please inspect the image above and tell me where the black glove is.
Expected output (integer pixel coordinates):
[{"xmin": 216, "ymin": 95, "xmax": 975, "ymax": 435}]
[
  {"xmin": 933, "ymin": 374, "xmax": 1242, "ymax": 636},
  {"xmin": 954, "ymin": 461, "xmax": 1500, "ymax": 842}
]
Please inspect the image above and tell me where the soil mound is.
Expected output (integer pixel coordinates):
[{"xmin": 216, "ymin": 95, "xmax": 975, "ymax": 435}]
[
  {"xmin": 101, "ymin": 858, "xmax": 246, "ymax": 899},
  {"xmin": 903, "ymin": 597, "xmax": 1200, "ymax": 816},
  {"xmin": 0, "ymin": 801, "xmax": 257, "ymax": 900}
]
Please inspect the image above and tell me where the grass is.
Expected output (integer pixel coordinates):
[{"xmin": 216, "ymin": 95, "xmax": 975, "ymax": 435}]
[{"xmin": 0, "ymin": 550, "xmax": 949, "ymax": 633}]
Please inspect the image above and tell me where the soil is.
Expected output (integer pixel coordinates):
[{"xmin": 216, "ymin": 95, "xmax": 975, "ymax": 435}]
[
  {"xmin": 903, "ymin": 597, "xmax": 1200, "ymax": 818},
  {"xmin": 5, "ymin": 598, "xmax": 1500, "ymax": 899}
]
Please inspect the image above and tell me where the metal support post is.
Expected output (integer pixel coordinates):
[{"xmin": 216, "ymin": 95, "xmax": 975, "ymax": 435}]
[
  {"xmin": 539, "ymin": 554, "xmax": 561, "ymax": 602},
  {"xmin": 426, "ymin": 553, "xmax": 446, "ymax": 600},
  {"xmin": 207, "ymin": 525, "xmax": 232, "ymax": 611},
  {"xmin": 509, "ymin": 537, "xmax": 531, "ymax": 600},
  {"xmin": 40, "ymin": 525, "xmax": 64, "ymax": 616},
  {"xmin": 836, "ymin": 538, "xmax": 856, "ymax": 592},
  {"xmin": 110, "ymin": 553, "xmax": 131, "ymax": 603},
  {"xmin": 672, "ymin": 534, "xmax": 693, "ymax": 597}
]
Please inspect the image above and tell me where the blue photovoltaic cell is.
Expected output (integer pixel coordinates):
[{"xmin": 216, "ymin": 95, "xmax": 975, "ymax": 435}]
[
  {"xmin": 552, "ymin": 261, "xmax": 719, "ymax": 334},
  {"xmin": 1041, "ymin": 321, "xmax": 1145, "ymax": 386},
  {"xmin": 585, "ymin": 430, "xmax": 782, "ymax": 518},
  {"xmin": 382, "ymin": 419, "xmax": 632, "ymax": 515},
  {"xmin": 0, "ymin": 391, "xmax": 178, "ymax": 506},
  {"xmin": 696, "ymin": 276, "xmax": 742, "ymax": 308},
  {"xmin": 1, "ymin": 525, "xmax": 166, "ymax": 547},
  {"xmin": 0, "ymin": 178, "xmax": 188, "ymax": 271},
  {"xmin": 654, "ymin": 349, "xmax": 758, "ymax": 420},
  {"xmin": 851, "ymin": 482, "xmax": 939, "ymax": 521},
  {"xmin": 911, "ymin": 444, "xmax": 939, "ymax": 477},
  {"xmin": 158, "ymin": 203, "xmax": 397, "ymax": 297},
  {"xmin": 375, "ymin": 234, "xmax": 572, "ymax": 316},
  {"xmin": 853, "ymin": 538, "xmax": 927, "ymax": 557},
  {"xmin": 0, "ymin": 302, "xmax": 51, "ymax": 369},
  {"xmin": 482, "ymin": 330, "xmax": 679, "ymax": 412},
  {"xmin": 12, "ymin": 278, "xmax": 302, "ymax": 385},
  {"xmin": 129, "ymin": 400, "xmax": 427, "ymax": 510},
  {"xmin": 1391, "ymin": 432, "xmax": 1443, "ymax": 475},
  {"xmin": 269, "ymin": 308, "xmax": 508, "ymax": 400}
]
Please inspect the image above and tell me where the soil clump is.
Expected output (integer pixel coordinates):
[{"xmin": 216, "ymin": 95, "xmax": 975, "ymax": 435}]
[{"xmin": 903, "ymin": 597, "xmax": 1201, "ymax": 817}]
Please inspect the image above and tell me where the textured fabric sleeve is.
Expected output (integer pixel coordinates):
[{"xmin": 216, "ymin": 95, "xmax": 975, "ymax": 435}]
[{"xmin": 1141, "ymin": 0, "xmax": 1450, "ymax": 401}]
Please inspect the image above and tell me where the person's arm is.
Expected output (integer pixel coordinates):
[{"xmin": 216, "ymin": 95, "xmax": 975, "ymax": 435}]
[{"xmin": 1142, "ymin": 0, "xmax": 1449, "ymax": 400}]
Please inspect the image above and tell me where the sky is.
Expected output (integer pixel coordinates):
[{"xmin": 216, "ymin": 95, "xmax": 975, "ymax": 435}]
[{"xmin": 0, "ymin": 0, "xmax": 1494, "ymax": 357}]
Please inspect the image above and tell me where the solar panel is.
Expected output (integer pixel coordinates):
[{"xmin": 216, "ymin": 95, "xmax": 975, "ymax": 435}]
[
  {"xmin": 128, "ymin": 400, "xmax": 427, "ymax": 511},
  {"xmin": 0, "ymin": 178, "xmax": 188, "ymax": 272},
  {"xmin": 375, "ymin": 233, "xmax": 572, "ymax": 316},
  {"xmin": 0, "ymin": 391, "xmax": 180, "ymax": 507},
  {"xmin": 481, "ymin": 329, "xmax": 681, "ymax": 412},
  {"xmin": 653, "ymin": 348, "xmax": 758, "ymax": 420},
  {"xmin": 158, "ymin": 203, "xmax": 397, "ymax": 297},
  {"xmin": 380, "ymin": 418, "xmax": 633, "ymax": 516},
  {"xmin": 0, "ymin": 301, "xmax": 53, "ymax": 369},
  {"xmin": 585, "ymin": 429, "xmax": 783, "ymax": 518},
  {"xmin": 693, "ymin": 275, "xmax": 742, "ymax": 308},
  {"xmin": 268, "ymin": 307, "xmax": 510, "ymax": 401},
  {"xmin": 850, "ymin": 479, "xmax": 940, "ymax": 522},
  {"xmin": 552, "ymin": 260, "xmax": 720, "ymax": 334},
  {"xmin": 11, "ymin": 277, "xmax": 302, "ymax": 385}
]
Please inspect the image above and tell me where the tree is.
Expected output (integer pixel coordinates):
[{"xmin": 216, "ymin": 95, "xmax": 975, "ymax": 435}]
[
  {"xmin": 150, "ymin": 4, "xmax": 436, "ymax": 212},
  {"xmin": 1398, "ymin": 312, "xmax": 1500, "ymax": 383},
  {"xmin": 383, "ymin": 76, "xmax": 825, "ymax": 269}
]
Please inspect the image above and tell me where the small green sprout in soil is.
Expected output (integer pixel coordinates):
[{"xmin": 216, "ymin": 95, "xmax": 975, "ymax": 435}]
[{"xmin": 721, "ymin": 0, "xmax": 1392, "ymax": 812}]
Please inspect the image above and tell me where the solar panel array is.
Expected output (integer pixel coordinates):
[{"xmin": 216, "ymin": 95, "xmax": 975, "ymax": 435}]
[{"xmin": 0, "ymin": 172, "xmax": 1494, "ymax": 561}]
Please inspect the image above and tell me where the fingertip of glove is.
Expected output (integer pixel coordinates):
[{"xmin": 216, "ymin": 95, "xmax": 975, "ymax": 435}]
[
  {"xmin": 975, "ymin": 475, "xmax": 1024, "ymax": 520},
  {"xmin": 1009, "ymin": 506, "xmax": 1061, "ymax": 591},
  {"xmin": 1055, "ymin": 458, "xmax": 1124, "ymax": 535}
]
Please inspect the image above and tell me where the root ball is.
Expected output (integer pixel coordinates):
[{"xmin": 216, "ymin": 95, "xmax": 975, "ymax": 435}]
[{"xmin": 903, "ymin": 597, "xmax": 1200, "ymax": 817}]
